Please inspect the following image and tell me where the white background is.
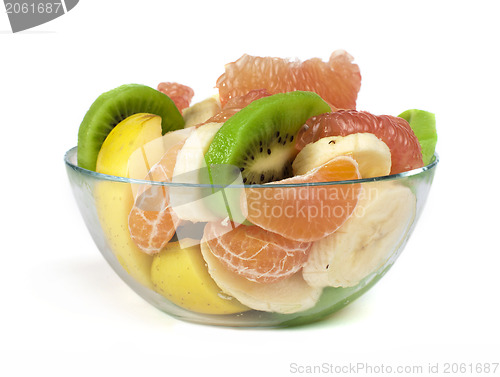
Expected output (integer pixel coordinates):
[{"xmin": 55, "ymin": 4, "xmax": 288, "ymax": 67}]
[{"xmin": 1, "ymin": 1, "xmax": 499, "ymax": 376}]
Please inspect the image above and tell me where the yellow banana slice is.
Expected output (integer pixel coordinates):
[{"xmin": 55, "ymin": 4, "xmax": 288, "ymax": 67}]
[
  {"xmin": 151, "ymin": 241, "xmax": 249, "ymax": 314},
  {"xmin": 293, "ymin": 133, "xmax": 391, "ymax": 178},
  {"xmin": 95, "ymin": 113, "xmax": 165, "ymax": 288},
  {"xmin": 182, "ymin": 96, "xmax": 221, "ymax": 127},
  {"xmin": 302, "ymin": 182, "xmax": 416, "ymax": 288},
  {"xmin": 200, "ymin": 241, "xmax": 322, "ymax": 314},
  {"xmin": 170, "ymin": 122, "xmax": 223, "ymax": 222}
]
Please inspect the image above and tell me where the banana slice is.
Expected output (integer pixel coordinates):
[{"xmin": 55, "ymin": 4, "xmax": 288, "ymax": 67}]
[
  {"xmin": 200, "ymin": 241, "xmax": 322, "ymax": 314},
  {"xmin": 170, "ymin": 122, "xmax": 223, "ymax": 222},
  {"xmin": 182, "ymin": 96, "xmax": 221, "ymax": 127},
  {"xmin": 293, "ymin": 133, "xmax": 391, "ymax": 178},
  {"xmin": 161, "ymin": 127, "xmax": 196, "ymax": 151},
  {"xmin": 151, "ymin": 240, "xmax": 249, "ymax": 314},
  {"xmin": 302, "ymin": 182, "xmax": 416, "ymax": 288}
]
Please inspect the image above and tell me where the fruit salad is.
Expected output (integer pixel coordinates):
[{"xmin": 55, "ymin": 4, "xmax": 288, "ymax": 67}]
[{"xmin": 74, "ymin": 51, "xmax": 437, "ymax": 322}]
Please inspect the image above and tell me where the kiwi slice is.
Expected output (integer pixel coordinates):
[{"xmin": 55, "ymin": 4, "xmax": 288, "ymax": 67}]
[
  {"xmin": 398, "ymin": 109, "xmax": 437, "ymax": 166},
  {"xmin": 77, "ymin": 84, "xmax": 184, "ymax": 171},
  {"xmin": 205, "ymin": 91, "xmax": 331, "ymax": 185}
]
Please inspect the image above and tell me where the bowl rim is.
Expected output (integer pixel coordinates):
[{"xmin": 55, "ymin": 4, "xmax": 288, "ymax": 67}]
[{"xmin": 64, "ymin": 146, "xmax": 439, "ymax": 188}]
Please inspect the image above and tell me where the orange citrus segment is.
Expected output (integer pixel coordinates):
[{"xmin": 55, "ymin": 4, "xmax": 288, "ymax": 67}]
[
  {"xmin": 216, "ymin": 51, "xmax": 361, "ymax": 109},
  {"xmin": 128, "ymin": 142, "xmax": 184, "ymax": 254},
  {"xmin": 204, "ymin": 221, "xmax": 311, "ymax": 283},
  {"xmin": 242, "ymin": 156, "xmax": 362, "ymax": 242}
]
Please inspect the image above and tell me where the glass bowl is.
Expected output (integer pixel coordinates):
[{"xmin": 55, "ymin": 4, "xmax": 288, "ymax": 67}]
[{"xmin": 65, "ymin": 146, "xmax": 438, "ymax": 327}]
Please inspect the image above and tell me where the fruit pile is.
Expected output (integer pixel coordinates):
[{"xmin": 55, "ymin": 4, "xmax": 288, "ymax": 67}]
[{"xmin": 77, "ymin": 51, "xmax": 437, "ymax": 316}]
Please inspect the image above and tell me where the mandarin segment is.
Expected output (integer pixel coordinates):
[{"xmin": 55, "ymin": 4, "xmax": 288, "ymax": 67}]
[
  {"xmin": 128, "ymin": 189, "xmax": 180, "ymax": 255},
  {"xmin": 242, "ymin": 156, "xmax": 362, "ymax": 242},
  {"xmin": 128, "ymin": 142, "xmax": 184, "ymax": 254},
  {"xmin": 204, "ymin": 221, "xmax": 311, "ymax": 283},
  {"xmin": 200, "ymin": 241, "xmax": 322, "ymax": 314}
]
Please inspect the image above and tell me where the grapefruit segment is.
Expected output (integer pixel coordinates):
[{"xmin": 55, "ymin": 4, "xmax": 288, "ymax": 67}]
[
  {"xmin": 296, "ymin": 110, "xmax": 424, "ymax": 174},
  {"xmin": 157, "ymin": 82, "xmax": 194, "ymax": 112},
  {"xmin": 204, "ymin": 89, "xmax": 272, "ymax": 124},
  {"xmin": 216, "ymin": 51, "xmax": 361, "ymax": 109},
  {"xmin": 242, "ymin": 156, "xmax": 362, "ymax": 242}
]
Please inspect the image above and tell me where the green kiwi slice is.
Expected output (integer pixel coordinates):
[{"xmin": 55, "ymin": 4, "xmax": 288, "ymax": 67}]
[
  {"xmin": 205, "ymin": 91, "xmax": 331, "ymax": 185},
  {"xmin": 398, "ymin": 109, "xmax": 437, "ymax": 166},
  {"xmin": 77, "ymin": 84, "xmax": 184, "ymax": 171}
]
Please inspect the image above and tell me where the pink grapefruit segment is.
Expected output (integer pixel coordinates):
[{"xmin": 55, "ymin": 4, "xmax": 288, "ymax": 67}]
[
  {"xmin": 296, "ymin": 110, "xmax": 424, "ymax": 174},
  {"xmin": 216, "ymin": 51, "xmax": 361, "ymax": 109},
  {"xmin": 157, "ymin": 82, "xmax": 195, "ymax": 112},
  {"xmin": 205, "ymin": 89, "xmax": 272, "ymax": 124}
]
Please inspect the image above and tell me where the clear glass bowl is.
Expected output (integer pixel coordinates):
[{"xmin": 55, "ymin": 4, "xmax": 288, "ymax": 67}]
[{"xmin": 65, "ymin": 146, "xmax": 438, "ymax": 327}]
